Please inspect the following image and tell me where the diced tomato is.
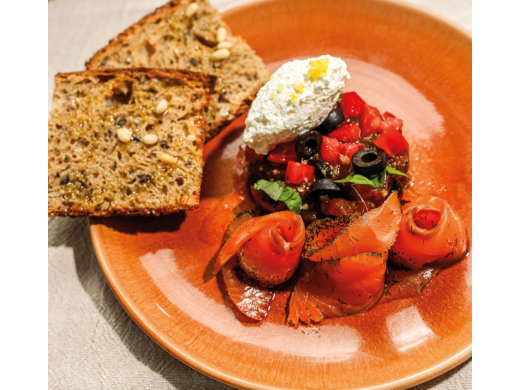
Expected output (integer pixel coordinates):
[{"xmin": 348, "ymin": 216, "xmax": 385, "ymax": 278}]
[
  {"xmin": 320, "ymin": 136, "xmax": 340, "ymax": 166},
  {"xmin": 344, "ymin": 143, "xmax": 365, "ymax": 159},
  {"xmin": 285, "ymin": 161, "xmax": 314, "ymax": 185},
  {"xmin": 340, "ymin": 92, "xmax": 366, "ymax": 118},
  {"xmin": 267, "ymin": 141, "xmax": 298, "ymax": 165},
  {"xmin": 374, "ymin": 128, "xmax": 409, "ymax": 157},
  {"xmin": 337, "ymin": 143, "xmax": 364, "ymax": 164},
  {"xmin": 337, "ymin": 143, "xmax": 349, "ymax": 165},
  {"xmin": 379, "ymin": 117, "xmax": 403, "ymax": 134},
  {"xmin": 245, "ymin": 146, "xmax": 264, "ymax": 163},
  {"xmin": 379, "ymin": 112, "xmax": 403, "ymax": 134},
  {"xmin": 360, "ymin": 105, "xmax": 382, "ymax": 137},
  {"xmin": 328, "ymin": 123, "xmax": 360, "ymax": 143}
]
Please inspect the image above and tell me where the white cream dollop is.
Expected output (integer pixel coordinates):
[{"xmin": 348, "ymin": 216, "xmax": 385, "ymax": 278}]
[{"xmin": 243, "ymin": 55, "xmax": 350, "ymax": 155}]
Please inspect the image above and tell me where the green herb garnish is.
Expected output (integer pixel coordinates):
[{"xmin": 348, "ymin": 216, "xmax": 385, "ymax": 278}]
[
  {"xmin": 385, "ymin": 166, "xmax": 410, "ymax": 178},
  {"xmin": 337, "ymin": 92, "xmax": 343, "ymax": 103},
  {"xmin": 335, "ymin": 173, "xmax": 377, "ymax": 187},
  {"xmin": 334, "ymin": 166, "xmax": 409, "ymax": 188},
  {"xmin": 370, "ymin": 169, "xmax": 386, "ymax": 188},
  {"xmin": 255, "ymin": 180, "xmax": 302, "ymax": 213}
]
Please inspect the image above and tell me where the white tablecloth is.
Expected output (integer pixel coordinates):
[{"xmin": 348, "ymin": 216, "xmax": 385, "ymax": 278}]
[{"xmin": 48, "ymin": 0, "xmax": 472, "ymax": 388}]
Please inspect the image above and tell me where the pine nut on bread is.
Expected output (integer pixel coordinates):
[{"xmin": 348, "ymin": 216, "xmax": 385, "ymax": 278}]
[
  {"xmin": 86, "ymin": 0, "xmax": 270, "ymax": 142},
  {"xmin": 48, "ymin": 68, "xmax": 215, "ymax": 217}
]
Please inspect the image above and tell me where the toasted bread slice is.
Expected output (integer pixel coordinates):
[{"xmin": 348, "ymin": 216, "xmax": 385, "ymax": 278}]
[
  {"xmin": 86, "ymin": 0, "xmax": 270, "ymax": 142},
  {"xmin": 48, "ymin": 68, "xmax": 214, "ymax": 217}
]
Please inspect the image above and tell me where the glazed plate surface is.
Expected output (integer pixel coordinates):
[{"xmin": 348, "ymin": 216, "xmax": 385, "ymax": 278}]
[{"xmin": 89, "ymin": 1, "xmax": 472, "ymax": 389}]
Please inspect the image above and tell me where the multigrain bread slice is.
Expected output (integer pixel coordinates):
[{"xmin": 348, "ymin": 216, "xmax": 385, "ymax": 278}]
[
  {"xmin": 86, "ymin": 0, "xmax": 270, "ymax": 142},
  {"xmin": 48, "ymin": 68, "xmax": 214, "ymax": 217}
]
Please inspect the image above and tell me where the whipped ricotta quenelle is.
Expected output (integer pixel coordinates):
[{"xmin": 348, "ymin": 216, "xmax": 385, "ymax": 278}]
[{"xmin": 243, "ymin": 55, "xmax": 350, "ymax": 155}]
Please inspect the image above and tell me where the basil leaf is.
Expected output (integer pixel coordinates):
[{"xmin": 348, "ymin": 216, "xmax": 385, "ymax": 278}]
[
  {"xmin": 255, "ymin": 180, "xmax": 284, "ymax": 200},
  {"xmin": 368, "ymin": 170, "xmax": 385, "ymax": 188},
  {"xmin": 385, "ymin": 166, "xmax": 410, "ymax": 178},
  {"xmin": 334, "ymin": 166, "xmax": 409, "ymax": 189},
  {"xmin": 255, "ymin": 180, "xmax": 302, "ymax": 213},
  {"xmin": 334, "ymin": 173, "xmax": 377, "ymax": 188},
  {"xmin": 335, "ymin": 171, "xmax": 387, "ymax": 188},
  {"xmin": 279, "ymin": 186, "xmax": 303, "ymax": 213}
]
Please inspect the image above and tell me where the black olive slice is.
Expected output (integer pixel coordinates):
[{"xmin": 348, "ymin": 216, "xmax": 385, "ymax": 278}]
[
  {"xmin": 352, "ymin": 148, "xmax": 387, "ymax": 176},
  {"xmin": 307, "ymin": 158, "xmax": 332, "ymax": 179},
  {"xmin": 309, "ymin": 179, "xmax": 345, "ymax": 199},
  {"xmin": 315, "ymin": 107, "xmax": 345, "ymax": 135},
  {"xmin": 295, "ymin": 131, "xmax": 323, "ymax": 160}
]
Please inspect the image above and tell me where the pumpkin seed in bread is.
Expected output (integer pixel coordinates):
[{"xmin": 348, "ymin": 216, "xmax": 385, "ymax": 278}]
[
  {"xmin": 86, "ymin": 0, "xmax": 270, "ymax": 142},
  {"xmin": 48, "ymin": 68, "xmax": 214, "ymax": 217}
]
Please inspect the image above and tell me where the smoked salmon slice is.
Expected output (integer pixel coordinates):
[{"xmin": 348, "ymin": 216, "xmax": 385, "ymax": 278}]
[
  {"xmin": 390, "ymin": 196, "xmax": 467, "ymax": 270},
  {"xmin": 379, "ymin": 266, "xmax": 440, "ymax": 304},
  {"xmin": 288, "ymin": 193, "xmax": 403, "ymax": 326},
  {"xmin": 221, "ymin": 257, "xmax": 273, "ymax": 321},
  {"xmin": 303, "ymin": 192, "xmax": 402, "ymax": 262},
  {"xmin": 302, "ymin": 214, "xmax": 356, "ymax": 259},
  {"xmin": 214, "ymin": 211, "xmax": 305, "ymax": 286},
  {"xmin": 288, "ymin": 253, "xmax": 386, "ymax": 326}
]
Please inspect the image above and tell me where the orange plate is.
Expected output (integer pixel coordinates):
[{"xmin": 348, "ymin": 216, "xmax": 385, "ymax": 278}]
[{"xmin": 89, "ymin": 1, "xmax": 471, "ymax": 389}]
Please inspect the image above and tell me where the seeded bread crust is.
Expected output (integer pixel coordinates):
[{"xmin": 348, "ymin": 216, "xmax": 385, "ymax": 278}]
[
  {"xmin": 86, "ymin": 0, "xmax": 270, "ymax": 142},
  {"xmin": 48, "ymin": 68, "xmax": 215, "ymax": 217}
]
